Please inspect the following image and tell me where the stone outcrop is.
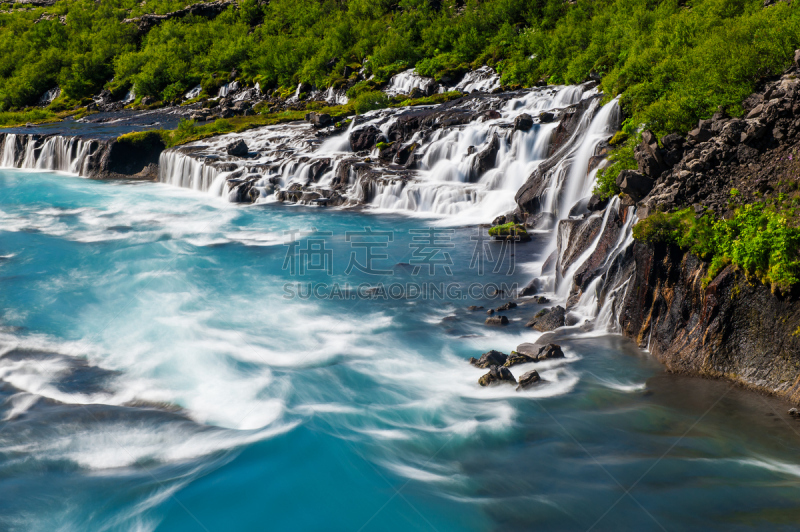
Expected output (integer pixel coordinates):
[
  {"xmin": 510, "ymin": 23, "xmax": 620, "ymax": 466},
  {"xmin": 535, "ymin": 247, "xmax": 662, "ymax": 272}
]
[
  {"xmin": 611, "ymin": 60, "xmax": 800, "ymax": 403},
  {"xmin": 123, "ymin": 1, "xmax": 235, "ymax": 33}
]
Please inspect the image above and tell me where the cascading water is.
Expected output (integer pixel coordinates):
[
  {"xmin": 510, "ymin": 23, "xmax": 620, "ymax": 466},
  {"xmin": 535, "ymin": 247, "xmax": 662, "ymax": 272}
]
[{"xmin": 0, "ymin": 133, "xmax": 99, "ymax": 175}]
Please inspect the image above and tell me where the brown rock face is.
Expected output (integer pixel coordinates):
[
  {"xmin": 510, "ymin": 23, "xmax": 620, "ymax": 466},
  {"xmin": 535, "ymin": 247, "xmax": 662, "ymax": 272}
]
[{"xmin": 619, "ymin": 242, "xmax": 800, "ymax": 403}]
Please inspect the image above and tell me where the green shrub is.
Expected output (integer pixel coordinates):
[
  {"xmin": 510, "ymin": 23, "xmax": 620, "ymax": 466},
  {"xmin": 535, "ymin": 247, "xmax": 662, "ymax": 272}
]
[
  {"xmin": 353, "ymin": 90, "xmax": 389, "ymax": 114},
  {"xmin": 593, "ymin": 135, "xmax": 638, "ymax": 200},
  {"xmin": 633, "ymin": 204, "xmax": 800, "ymax": 293}
]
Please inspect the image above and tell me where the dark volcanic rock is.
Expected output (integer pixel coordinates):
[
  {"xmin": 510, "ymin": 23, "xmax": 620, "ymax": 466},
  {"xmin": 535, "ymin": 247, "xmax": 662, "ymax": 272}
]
[
  {"xmin": 515, "ymin": 342, "xmax": 565, "ymax": 361},
  {"xmin": 616, "ymin": 170, "xmax": 654, "ymax": 202},
  {"xmin": 226, "ymin": 139, "xmax": 249, "ymax": 157},
  {"xmin": 478, "ymin": 365, "xmax": 516, "ymax": 386},
  {"xmin": 514, "ymin": 113, "xmax": 533, "ymax": 131},
  {"xmin": 516, "ymin": 370, "xmax": 541, "ymax": 390},
  {"xmin": 473, "ymin": 133, "xmax": 500, "ymax": 179},
  {"xmin": 470, "ymin": 350, "xmax": 508, "ymax": 368},
  {"xmin": 619, "ymin": 241, "xmax": 800, "ymax": 403},
  {"xmin": 525, "ymin": 306, "xmax": 566, "ymax": 331},
  {"xmin": 350, "ymin": 126, "xmax": 382, "ymax": 152},
  {"xmin": 485, "ymin": 315, "xmax": 509, "ymax": 326}
]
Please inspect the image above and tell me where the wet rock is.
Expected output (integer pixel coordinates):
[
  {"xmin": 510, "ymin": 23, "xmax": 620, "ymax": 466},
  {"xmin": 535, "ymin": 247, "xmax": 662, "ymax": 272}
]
[
  {"xmin": 486, "ymin": 308, "xmax": 495, "ymax": 315},
  {"xmin": 515, "ymin": 342, "xmax": 565, "ymax": 361},
  {"xmin": 485, "ymin": 315, "xmax": 509, "ymax": 326},
  {"xmin": 534, "ymin": 296, "xmax": 549, "ymax": 304},
  {"xmin": 518, "ymin": 280, "xmax": 538, "ymax": 297},
  {"xmin": 467, "ymin": 305, "xmax": 485, "ymax": 311},
  {"xmin": 349, "ymin": 125, "xmax": 382, "ymax": 151},
  {"xmin": 790, "ymin": 408, "xmax": 799, "ymax": 417},
  {"xmin": 525, "ymin": 306, "xmax": 566, "ymax": 331},
  {"xmin": 616, "ymin": 170, "xmax": 654, "ymax": 202},
  {"xmin": 473, "ymin": 133, "xmax": 500, "ymax": 178},
  {"xmin": 587, "ymin": 194, "xmax": 608, "ymax": 212},
  {"xmin": 496, "ymin": 302, "xmax": 517, "ymax": 311},
  {"xmin": 478, "ymin": 365, "xmax": 516, "ymax": 386},
  {"xmin": 538, "ymin": 111, "xmax": 555, "ymax": 123},
  {"xmin": 525, "ymin": 212, "xmax": 557, "ymax": 231},
  {"xmin": 504, "ymin": 352, "xmax": 536, "ymax": 367},
  {"xmin": 516, "ymin": 370, "xmax": 541, "ymax": 390},
  {"xmin": 470, "ymin": 350, "xmax": 508, "ymax": 368},
  {"xmin": 226, "ymin": 139, "xmax": 249, "ymax": 157},
  {"xmin": 514, "ymin": 113, "xmax": 533, "ymax": 131}
]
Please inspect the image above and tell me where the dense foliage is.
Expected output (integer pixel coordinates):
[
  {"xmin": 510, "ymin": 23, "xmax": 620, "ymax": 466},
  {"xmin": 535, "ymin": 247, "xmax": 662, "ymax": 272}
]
[
  {"xmin": 0, "ymin": 0, "xmax": 799, "ymax": 136},
  {"xmin": 633, "ymin": 204, "xmax": 800, "ymax": 293}
]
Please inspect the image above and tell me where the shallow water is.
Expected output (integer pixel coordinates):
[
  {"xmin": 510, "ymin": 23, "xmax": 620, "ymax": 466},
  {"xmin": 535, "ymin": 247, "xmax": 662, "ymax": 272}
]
[{"xmin": 1, "ymin": 169, "xmax": 799, "ymax": 531}]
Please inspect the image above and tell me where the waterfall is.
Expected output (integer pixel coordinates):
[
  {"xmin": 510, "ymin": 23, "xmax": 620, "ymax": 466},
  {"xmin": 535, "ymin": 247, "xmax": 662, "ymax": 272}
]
[{"xmin": 0, "ymin": 133, "xmax": 99, "ymax": 176}]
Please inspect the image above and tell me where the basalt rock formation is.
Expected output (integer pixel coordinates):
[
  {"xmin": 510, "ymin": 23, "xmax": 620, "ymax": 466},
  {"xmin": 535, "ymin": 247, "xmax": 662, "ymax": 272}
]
[{"xmin": 615, "ymin": 60, "xmax": 800, "ymax": 402}]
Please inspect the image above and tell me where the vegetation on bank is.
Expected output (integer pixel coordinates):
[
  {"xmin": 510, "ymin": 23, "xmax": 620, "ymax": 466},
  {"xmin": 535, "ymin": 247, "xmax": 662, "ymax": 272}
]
[
  {"xmin": 0, "ymin": 0, "xmax": 798, "ymax": 137},
  {"xmin": 633, "ymin": 204, "xmax": 800, "ymax": 294}
]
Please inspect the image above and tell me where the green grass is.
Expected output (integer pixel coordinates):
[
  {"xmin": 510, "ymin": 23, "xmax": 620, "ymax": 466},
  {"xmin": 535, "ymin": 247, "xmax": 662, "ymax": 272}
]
[{"xmin": 0, "ymin": 108, "xmax": 59, "ymax": 127}]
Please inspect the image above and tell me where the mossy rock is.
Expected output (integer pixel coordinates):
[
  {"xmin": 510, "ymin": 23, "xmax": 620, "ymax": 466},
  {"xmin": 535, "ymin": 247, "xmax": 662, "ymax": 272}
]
[
  {"xmin": 609, "ymin": 131, "xmax": 629, "ymax": 146},
  {"xmin": 488, "ymin": 223, "xmax": 530, "ymax": 241}
]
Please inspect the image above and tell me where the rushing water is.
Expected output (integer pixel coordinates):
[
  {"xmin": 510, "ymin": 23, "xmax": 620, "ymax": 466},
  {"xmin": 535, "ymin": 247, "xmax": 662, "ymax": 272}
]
[{"xmin": 1, "ymin": 169, "xmax": 800, "ymax": 531}]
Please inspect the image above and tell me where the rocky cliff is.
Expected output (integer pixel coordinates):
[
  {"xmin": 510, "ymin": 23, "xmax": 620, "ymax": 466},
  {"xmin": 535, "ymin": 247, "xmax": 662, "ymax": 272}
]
[{"xmin": 613, "ymin": 57, "xmax": 800, "ymax": 402}]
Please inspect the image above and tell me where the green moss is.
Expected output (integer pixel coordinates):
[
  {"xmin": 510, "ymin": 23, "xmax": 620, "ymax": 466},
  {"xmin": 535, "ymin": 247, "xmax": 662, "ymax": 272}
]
[{"xmin": 489, "ymin": 223, "xmax": 530, "ymax": 241}]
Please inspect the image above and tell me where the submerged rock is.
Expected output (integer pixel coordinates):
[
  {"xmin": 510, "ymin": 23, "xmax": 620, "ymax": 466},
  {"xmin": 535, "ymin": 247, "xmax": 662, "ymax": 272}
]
[
  {"xmin": 470, "ymin": 350, "xmax": 508, "ymax": 368},
  {"xmin": 525, "ymin": 306, "xmax": 566, "ymax": 331},
  {"xmin": 478, "ymin": 365, "xmax": 516, "ymax": 386}
]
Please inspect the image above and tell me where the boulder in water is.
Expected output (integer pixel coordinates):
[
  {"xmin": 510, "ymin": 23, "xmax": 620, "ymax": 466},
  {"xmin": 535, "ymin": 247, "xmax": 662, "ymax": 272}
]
[
  {"xmin": 514, "ymin": 113, "xmax": 533, "ymax": 131},
  {"xmin": 478, "ymin": 365, "xmax": 516, "ymax": 386},
  {"xmin": 350, "ymin": 125, "xmax": 382, "ymax": 152},
  {"xmin": 525, "ymin": 212, "xmax": 556, "ymax": 231},
  {"xmin": 519, "ymin": 280, "xmax": 538, "ymax": 297},
  {"xmin": 226, "ymin": 139, "xmax": 249, "ymax": 157},
  {"xmin": 516, "ymin": 342, "xmax": 565, "ymax": 361},
  {"xmin": 525, "ymin": 306, "xmax": 566, "ymax": 331},
  {"xmin": 473, "ymin": 133, "xmax": 500, "ymax": 177},
  {"xmin": 504, "ymin": 352, "xmax": 536, "ymax": 367},
  {"xmin": 485, "ymin": 315, "xmax": 509, "ymax": 326},
  {"xmin": 538, "ymin": 111, "xmax": 555, "ymax": 123},
  {"xmin": 516, "ymin": 369, "xmax": 541, "ymax": 390},
  {"xmin": 495, "ymin": 302, "xmax": 517, "ymax": 311},
  {"xmin": 470, "ymin": 350, "xmax": 508, "ymax": 368}
]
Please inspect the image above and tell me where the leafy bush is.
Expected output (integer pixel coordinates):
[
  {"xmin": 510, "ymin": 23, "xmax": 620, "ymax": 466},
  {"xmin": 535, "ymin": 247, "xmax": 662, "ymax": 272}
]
[
  {"xmin": 593, "ymin": 135, "xmax": 638, "ymax": 200},
  {"xmin": 633, "ymin": 204, "xmax": 800, "ymax": 293},
  {"xmin": 353, "ymin": 90, "xmax": 389, "ymax": 114}
]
